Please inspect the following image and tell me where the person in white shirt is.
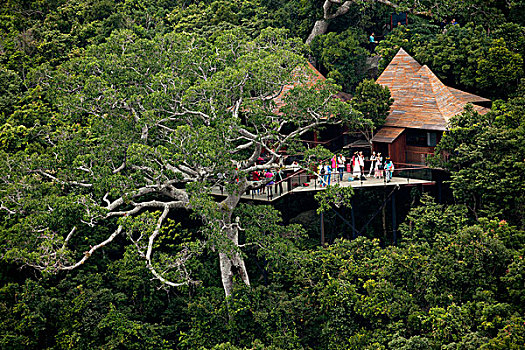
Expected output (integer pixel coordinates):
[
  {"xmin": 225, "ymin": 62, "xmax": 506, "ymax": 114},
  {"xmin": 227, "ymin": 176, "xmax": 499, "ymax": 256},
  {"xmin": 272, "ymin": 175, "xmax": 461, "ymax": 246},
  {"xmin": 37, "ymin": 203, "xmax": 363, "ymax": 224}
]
[
  {"xmin": 368, "ymin": 151, "xmax": 376, "ymax": 177},
  {"xmin": 337, "ymin": 153, "xmax": 346, "ymax": 181},
  {"xmin": 352, "ymin": 152, "xmax": 361, "ymax": 179},
  {"xmin": 375, "ymin": 153, "xmax": 383, "ymax": 178},
  {"xmin": 358, "ymin": 151, "xmax": 365, "ymax": 180}
]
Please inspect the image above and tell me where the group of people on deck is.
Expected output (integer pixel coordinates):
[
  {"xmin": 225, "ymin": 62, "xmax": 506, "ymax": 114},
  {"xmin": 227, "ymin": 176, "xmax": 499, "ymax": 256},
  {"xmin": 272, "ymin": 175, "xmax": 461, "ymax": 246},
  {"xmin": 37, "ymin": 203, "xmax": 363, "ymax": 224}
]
[
  {"xmin": 318, "ymin": 154, "xmax": 347, "ymax": 187},
  {"xmin": 364, "ymin": 151, "xmax": 395, "ymax": 182},
  {"xmin": 249, "ymin": 151, "xmax": 396, "ymax": 197},
  {"xmin": 318, "ymin": 151, "xmax": 395, "ymax": 185},
  {"xmin": 251, "ymin": 167, "xmax": 284, "ymax": 196}
]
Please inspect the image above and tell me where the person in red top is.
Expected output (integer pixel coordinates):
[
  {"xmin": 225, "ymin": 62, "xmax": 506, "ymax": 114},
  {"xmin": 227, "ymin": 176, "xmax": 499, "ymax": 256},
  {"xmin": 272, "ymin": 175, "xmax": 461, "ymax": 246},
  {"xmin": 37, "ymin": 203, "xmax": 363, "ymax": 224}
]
[{"xmin": 252, "ymin": 170, "xmax": 261, "ymax": 195}]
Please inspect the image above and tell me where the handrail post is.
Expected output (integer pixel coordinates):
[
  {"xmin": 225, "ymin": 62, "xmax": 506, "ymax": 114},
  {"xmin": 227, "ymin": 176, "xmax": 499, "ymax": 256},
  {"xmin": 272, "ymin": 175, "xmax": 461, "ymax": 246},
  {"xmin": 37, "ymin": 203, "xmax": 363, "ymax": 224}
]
[
  {"xmin": 392, "ymin": 190, "xmax": 397, "ymax": 244},
  {"xmin": 351, "ymin": 198, "xmax": 356, "ymax": 239},
  {"xmin": 320, "ymin": 212, "xmax": 325, "ymax": 245}
]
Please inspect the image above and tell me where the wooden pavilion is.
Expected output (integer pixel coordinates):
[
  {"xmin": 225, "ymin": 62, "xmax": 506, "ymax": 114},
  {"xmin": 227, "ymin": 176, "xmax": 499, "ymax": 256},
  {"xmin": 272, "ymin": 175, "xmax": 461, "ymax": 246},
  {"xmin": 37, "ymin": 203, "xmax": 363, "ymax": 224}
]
[{"xmin": 372, "ymin": 48, "xmax": 490, "ymax": 164}]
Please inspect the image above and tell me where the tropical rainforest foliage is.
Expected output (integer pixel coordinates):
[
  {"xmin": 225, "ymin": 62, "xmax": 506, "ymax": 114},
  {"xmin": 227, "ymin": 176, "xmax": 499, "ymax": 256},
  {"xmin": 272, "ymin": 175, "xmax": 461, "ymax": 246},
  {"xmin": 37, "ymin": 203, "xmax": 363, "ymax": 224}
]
[{"xmin": 0, "ymin": 0, "xmax": 524, "ymax": 349}]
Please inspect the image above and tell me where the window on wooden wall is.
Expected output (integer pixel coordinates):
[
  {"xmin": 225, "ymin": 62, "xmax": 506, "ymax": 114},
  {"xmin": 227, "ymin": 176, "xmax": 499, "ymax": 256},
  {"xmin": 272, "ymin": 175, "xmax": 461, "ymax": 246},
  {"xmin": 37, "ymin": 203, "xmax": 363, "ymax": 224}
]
[{"xmin": 406, "ymin": 130, "xmax": 439, "ymax": 147}]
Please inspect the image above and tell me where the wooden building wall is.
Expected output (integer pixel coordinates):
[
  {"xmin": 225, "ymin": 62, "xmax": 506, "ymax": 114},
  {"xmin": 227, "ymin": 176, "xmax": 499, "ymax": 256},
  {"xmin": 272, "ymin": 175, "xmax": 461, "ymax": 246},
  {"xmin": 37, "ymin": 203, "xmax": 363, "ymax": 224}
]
[
  {"xmin": 388, "ymin": 133, "xmax": 406, "ymax": 164},
  {"xmin": 405, "ymin": 145, "xmax": 436, "ymax": 164}
]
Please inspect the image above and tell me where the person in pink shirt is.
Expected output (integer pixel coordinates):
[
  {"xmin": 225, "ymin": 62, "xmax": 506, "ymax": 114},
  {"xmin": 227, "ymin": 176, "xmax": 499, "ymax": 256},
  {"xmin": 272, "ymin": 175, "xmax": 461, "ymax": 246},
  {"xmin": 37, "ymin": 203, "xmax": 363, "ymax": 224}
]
[
  {"xmin": 331, "ymin": 154, "xmax": 337, "ymax": 182},
  {"xmin": 264, "ymin": 169, "xmax": 274, "ymax": 196}
]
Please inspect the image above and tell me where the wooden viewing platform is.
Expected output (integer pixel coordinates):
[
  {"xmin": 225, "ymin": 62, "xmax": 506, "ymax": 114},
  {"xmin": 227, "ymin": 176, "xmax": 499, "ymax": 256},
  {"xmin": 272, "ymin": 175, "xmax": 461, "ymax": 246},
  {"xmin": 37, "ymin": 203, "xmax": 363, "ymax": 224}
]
[{"xmin": 211, "ymin": 171, "xmax": 435, "ymax": 202}]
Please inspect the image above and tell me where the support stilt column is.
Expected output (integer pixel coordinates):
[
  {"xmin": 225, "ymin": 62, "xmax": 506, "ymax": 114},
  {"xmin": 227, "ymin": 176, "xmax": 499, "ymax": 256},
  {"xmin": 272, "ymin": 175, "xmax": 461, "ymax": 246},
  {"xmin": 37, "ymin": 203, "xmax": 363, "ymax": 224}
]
[
  {"xmin": 351, "ymin": 199, "xmax": 356, "ymax": 239},
  {"xmin": 320, "ymin": 212, "xmax": 325, "ymax": 245},
  {"xmin": 392, "ymin": 191, "xmax": 397, "ymax": 244}
]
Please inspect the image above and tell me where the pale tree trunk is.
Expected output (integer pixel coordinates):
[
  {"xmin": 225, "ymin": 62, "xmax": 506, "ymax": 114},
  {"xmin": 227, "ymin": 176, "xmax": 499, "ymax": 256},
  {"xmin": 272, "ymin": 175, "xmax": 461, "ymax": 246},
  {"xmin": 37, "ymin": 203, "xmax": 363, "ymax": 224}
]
[
  {"xmin": 306, "ymin": 0, "xmax": 354, "ymax": 45},
  {"xmin": 305, "ymin": 0, "xmax": 430, "ymax": 45},
  {"xmin": 306, "ymin": 20, "xmax": 330, "ymax": 45},
  {"xmin": 219, "ymin": 226, "xmax": 251, "ymax": 298},
  {"xmin": 218, "ymin": 179, "xmax": 251, "ymax": 298}
]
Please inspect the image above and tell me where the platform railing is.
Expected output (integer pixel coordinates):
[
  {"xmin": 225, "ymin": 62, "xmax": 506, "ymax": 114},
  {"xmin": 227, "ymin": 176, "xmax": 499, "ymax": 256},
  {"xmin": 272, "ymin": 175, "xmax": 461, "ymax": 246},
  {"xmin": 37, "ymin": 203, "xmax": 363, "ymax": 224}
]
[
  {"xmin": 226, "ymin": 162, "xmax": 434, "ymax": 201},
  {"xmin": 248, "ymin": 160, "xmax": 341, "ymax": 200},
  {"xmin": 393, "ymin": 163, "xmax": 432, "ymax": 181}
]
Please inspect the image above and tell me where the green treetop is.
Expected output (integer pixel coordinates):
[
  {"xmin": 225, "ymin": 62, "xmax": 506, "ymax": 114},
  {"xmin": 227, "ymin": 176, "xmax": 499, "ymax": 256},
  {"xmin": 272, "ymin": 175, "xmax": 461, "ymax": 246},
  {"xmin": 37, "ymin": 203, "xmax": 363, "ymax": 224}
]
[{"xmin": 0, "ymin": 27, "xmax": 361, "ymax": 298}]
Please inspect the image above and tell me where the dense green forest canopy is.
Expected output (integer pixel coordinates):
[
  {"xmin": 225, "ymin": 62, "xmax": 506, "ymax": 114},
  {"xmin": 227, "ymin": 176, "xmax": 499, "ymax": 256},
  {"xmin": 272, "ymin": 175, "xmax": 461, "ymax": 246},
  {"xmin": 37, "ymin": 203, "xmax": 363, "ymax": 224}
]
[{"xmin": 0, "ymin": 0, "xmax": 524, "ymax": 349}]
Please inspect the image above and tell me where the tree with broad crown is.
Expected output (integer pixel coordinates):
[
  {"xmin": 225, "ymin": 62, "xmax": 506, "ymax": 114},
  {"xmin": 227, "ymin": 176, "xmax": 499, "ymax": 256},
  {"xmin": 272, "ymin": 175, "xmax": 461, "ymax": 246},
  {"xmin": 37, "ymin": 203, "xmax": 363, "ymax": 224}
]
[
  {"xmin": 310, "ymin": 29, "xmax": 369, "ymax": 91},
  {"xmin": 0, "ymin": 27, "xmax": 361, "ymax": 298},
  {"xmin": 351, "ymin": 79, "xmax": 393, "ymax": 146},
  {"xmin": 434, "ymin": 102, "xmax": 525, "ymax": 228}
]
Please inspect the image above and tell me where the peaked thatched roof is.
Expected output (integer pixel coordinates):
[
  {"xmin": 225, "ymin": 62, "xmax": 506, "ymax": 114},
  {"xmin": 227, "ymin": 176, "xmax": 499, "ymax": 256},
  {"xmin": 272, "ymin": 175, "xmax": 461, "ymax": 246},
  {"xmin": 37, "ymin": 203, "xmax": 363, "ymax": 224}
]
[{"xmin": 375, "ymin": 48, "xmax": 490, "ymax": 131}]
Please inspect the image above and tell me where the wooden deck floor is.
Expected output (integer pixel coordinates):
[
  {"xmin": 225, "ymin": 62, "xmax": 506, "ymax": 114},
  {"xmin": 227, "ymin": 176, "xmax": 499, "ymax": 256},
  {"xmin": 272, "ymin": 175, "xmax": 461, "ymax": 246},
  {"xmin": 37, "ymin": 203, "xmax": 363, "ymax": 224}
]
[{"xmin": 211, "ymin": 174, "xmax": 434, "ymax": 202}]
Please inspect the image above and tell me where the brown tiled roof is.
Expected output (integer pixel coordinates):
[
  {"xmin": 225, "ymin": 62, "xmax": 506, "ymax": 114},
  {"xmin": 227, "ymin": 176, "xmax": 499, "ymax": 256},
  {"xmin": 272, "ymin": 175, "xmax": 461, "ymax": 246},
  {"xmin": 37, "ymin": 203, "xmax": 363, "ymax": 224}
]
[
  {"xmin": 273, "ymin": 62, "xmax": 326, "ymax": 111},
  {"xmin": 377, "ymin": 48, "xmax": 490, "ymax": 131},
  {"xmin": 371, "ymin": 126, "xmax": 405, "ymax": 143},
  {"xmin": 376, "ymin": 48, "xmax": 422, "ymax": 91},
  {"xmin": 448, "ymin": 87, "xmax": 491, "ymax": 103},
  {"xmin": 272, "ymin": 62, "xmax": 350, "ymax": 116}
]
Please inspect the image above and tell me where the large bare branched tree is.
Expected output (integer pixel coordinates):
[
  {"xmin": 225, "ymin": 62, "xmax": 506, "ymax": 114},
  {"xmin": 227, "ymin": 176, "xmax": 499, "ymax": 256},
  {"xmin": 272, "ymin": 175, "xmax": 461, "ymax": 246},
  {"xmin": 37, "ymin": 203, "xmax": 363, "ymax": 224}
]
[{"xmin": 0, "ymin": 28, "xmax": 361, "ymax": 297}]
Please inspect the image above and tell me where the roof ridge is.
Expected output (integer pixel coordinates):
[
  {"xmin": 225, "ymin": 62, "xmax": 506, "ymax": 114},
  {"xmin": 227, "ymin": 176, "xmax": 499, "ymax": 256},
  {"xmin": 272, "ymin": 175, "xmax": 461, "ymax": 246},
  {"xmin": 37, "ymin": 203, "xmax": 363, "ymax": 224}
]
[
  {"xmin": 416, "ymin": 65, "xmax": 491, "ymax": 104},
  {"xmin": 395, "ymin": 48, "xmax": 422, "ymax": 72},
  {"xmin": 376, "ymin": 50, "xmax": 491, "ymax": 131},
  {"xmin": 305, "ymin": 61, "xmax": 326, "ymax": 82},
  {"xmin": 376, "ymin": 47, "xmax": 422, "ymax": 86},
  {"xmin": 418, "ymin": 65, "xmax": 465, "ymax": 123},
  {"xmin": 447, "ymin": 86, "xmax": 491, "ymax": 103}
]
